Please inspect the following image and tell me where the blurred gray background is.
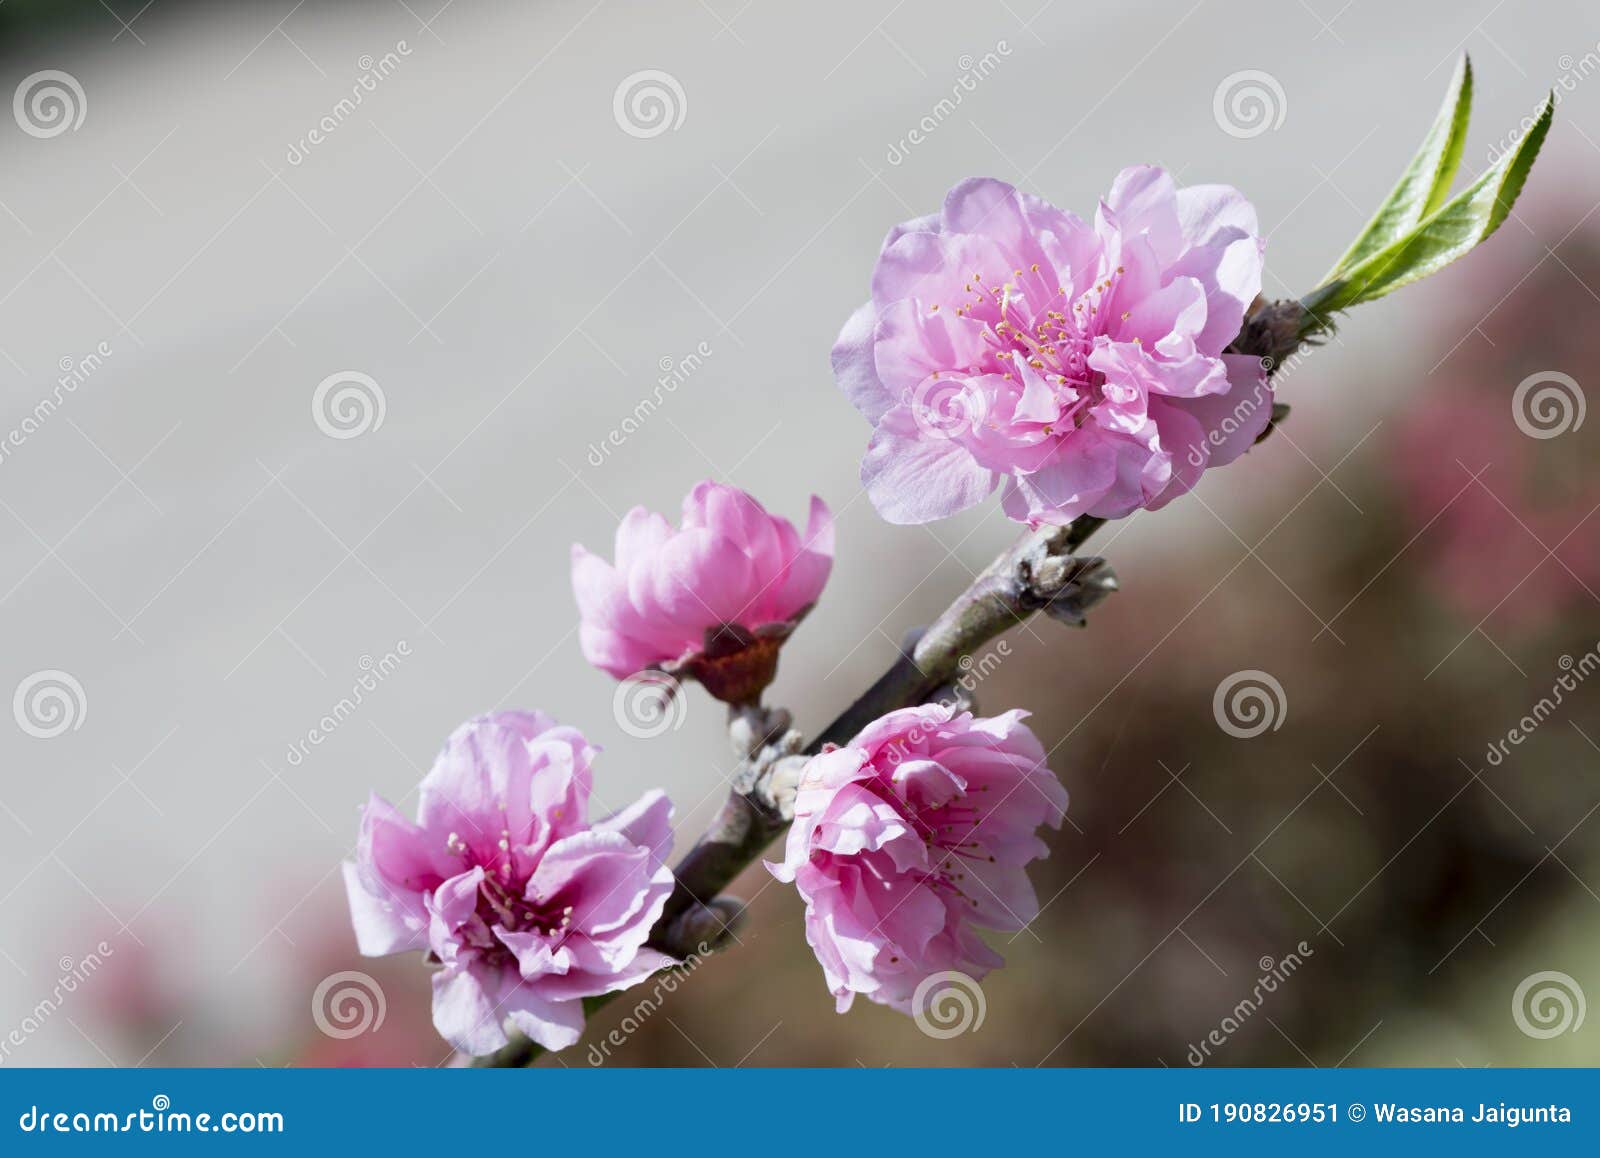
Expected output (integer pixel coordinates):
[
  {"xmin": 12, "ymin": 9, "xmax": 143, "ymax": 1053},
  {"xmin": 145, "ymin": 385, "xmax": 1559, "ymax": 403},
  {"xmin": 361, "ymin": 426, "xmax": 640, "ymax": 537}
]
[{"xmin": 2, "ymin": 0, "xmax": 1598, "ymax": 1066}]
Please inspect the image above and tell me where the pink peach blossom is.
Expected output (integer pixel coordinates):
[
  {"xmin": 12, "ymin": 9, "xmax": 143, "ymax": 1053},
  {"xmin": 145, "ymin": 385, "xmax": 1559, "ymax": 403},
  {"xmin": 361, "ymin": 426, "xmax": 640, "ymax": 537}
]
[
  {"xmin": 571, "ymin": 480, "xmax": 833, "ymax": 697},
  {"xmin": 768, "ymin": 704, "xmax": 1067, "ymax": 1013},
  {"xmin": 343, "ymin": 710, "xmax": 675, "ymax": 1055},
  {"xmin": 834, "ymin": 170, "xmax": 1270, "ymax": 526}
]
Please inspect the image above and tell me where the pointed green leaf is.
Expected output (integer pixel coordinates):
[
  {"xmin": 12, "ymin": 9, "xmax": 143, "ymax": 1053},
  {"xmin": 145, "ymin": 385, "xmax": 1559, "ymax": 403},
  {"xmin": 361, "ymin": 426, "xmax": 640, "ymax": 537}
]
[
  {"xmin": 1302, "ymin": 91, "xmax": 1552, "ymax": 320},
  {"xmin": 1324, "ymin": 55, "xmax": 1473, "ymax": 281}
]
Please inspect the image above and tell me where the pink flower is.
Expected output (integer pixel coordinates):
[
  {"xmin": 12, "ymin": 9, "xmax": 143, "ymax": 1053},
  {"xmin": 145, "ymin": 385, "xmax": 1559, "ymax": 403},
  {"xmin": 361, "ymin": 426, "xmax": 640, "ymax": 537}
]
[
  {"xmin": 571, "ymin": 480, "xmax": 834, "ymax": 702},
  {"xmin": 768, "ymin": 704, "xmax": 1067, "ymax": 1013},
  {"xmin": 343, "ymin": 710, "xmax": 675, "ymax": 1055},
  {"xmin": 834, "ymin": 170, "xmax": 1271, "ymax": 526}
]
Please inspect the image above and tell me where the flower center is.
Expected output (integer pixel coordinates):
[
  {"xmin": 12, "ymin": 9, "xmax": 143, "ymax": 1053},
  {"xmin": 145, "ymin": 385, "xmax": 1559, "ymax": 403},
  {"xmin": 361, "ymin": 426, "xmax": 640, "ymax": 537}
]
[
  {"xmin": 444, "ymin": 830, "xmax": 575, "ymax": 957},
  {"xmin": 936, "ymin": 264, "xmax": 1127, "ymax": 432},
  {"xmin": 906, "ymin": 794, "xmax": 996, "ymax": 911}
]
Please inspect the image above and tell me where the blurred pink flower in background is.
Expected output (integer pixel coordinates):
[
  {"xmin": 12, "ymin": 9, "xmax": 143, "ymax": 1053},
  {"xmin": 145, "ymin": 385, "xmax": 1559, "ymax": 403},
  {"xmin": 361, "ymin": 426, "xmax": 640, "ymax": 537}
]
[
  {"xmin": 833, "ymin": 169, "xmax": 1269, "ymax": 526},
  {"xmin": 1390, "ymin": 393, "xmax": 1600, "ymax": 628},
  {"xmin": 769, "ymin": 704, "xmax": 1067, "ymax": 1013},
  {"xmin": 344, "ymin": 710, "xmax": 675, "ymax": 1055},
  {"xmin": 1388, "ymin": 171, "xmax": 1600, "ymax": 632},
  {"xmin": 571, "ymin": 480, "xmax": 833, "ymax": 701}
]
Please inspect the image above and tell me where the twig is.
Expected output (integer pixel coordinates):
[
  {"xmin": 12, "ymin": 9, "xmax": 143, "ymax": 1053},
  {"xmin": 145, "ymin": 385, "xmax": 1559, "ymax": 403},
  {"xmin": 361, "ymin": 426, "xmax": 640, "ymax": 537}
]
[{"xmin": 475, "ymin": 297, "xmax": 1307, "ymax": 1066}]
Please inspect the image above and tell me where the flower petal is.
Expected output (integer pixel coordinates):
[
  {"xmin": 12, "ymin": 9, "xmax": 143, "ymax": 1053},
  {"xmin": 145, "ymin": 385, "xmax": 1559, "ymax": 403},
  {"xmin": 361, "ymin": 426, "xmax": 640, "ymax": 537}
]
[{"xmin": 861, "ymin": 406, "xmax": 998, "ymax": 524}]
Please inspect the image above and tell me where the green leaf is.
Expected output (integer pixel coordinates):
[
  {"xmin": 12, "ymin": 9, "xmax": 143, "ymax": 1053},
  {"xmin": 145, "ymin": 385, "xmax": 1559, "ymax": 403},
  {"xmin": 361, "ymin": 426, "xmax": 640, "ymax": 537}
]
[
  {"xmin": 1323, "ymin": 54, "xmax": 1473, "ymax": 282},
  {"xmin": 1302, "ymin": 90, "xmax": 1552, "ymax": 320}
]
